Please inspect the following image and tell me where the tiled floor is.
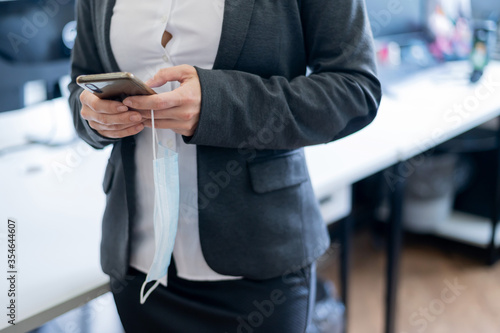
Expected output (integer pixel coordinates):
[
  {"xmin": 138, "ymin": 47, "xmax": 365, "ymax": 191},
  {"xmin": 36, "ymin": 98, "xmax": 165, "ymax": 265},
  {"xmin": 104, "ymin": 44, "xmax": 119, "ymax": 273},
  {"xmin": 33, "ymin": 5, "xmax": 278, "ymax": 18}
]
[{"xmin": 318, "ymin": 231, "xmax": 500, "ymax": 333}]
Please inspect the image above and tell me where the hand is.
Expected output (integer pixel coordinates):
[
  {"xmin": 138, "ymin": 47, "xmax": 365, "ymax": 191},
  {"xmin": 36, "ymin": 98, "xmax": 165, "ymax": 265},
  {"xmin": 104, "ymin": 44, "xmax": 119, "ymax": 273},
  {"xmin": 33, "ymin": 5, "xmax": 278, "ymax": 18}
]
[
  {"xmin": 79, "ymin": 90, "xmax": 144, "ymax": 139},
  {"xmin": 122, "ymin": 65, "xmax": 201, "ymax": 137}
]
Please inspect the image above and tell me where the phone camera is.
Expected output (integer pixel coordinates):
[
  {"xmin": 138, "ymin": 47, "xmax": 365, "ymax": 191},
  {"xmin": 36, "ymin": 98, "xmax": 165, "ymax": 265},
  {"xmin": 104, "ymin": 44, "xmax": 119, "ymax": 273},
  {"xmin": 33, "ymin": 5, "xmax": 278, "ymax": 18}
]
[{"xmin": 85, "ymin": 84, "xmax": 103, "ymax": 94}]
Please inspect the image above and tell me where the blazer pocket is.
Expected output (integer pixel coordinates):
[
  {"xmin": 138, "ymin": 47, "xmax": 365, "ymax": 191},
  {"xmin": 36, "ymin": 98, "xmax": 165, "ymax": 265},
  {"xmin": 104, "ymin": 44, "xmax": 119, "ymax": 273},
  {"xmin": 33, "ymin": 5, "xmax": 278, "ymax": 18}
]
[
  {"xmin": 248, "ymin": 151, "xmax": 308, "ymax": 194},
  {"xmin": 102, "ymin": 160, "xmax": 115, "ymax": 194}
]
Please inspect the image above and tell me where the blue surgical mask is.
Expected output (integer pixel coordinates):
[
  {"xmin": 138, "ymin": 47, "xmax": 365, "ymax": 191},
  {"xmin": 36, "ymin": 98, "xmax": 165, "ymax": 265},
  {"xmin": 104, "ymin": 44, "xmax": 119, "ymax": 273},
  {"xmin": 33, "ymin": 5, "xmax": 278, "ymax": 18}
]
[{"xmin": 140, "ymin": 109, "xmax": 180, "ymax": 304}]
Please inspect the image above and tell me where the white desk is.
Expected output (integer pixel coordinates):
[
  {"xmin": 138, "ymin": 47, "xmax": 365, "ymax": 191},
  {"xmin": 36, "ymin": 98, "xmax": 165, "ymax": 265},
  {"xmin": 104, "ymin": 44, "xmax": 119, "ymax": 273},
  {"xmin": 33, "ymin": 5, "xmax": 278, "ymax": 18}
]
[
  {"xmin": 382, "ymin": 61, "xmax": 500, "ymax": 248},
  {"xmin": 387, "ymin": 61, "xmax": 500, "ymax": 160},
  {"xmin": 307, "ymin": 61, "xmax": 500, "ymax": 191},
  {"xmin": 308, "ymin": 60, "xmax": 500, "ymax": 236},
  {"xmin": 305, "ymin": 60, "xmax": 500, "ymax": 333},
  {"xmin": 0, "ymin": 99, "xmax": 111, "ymax": 333}
]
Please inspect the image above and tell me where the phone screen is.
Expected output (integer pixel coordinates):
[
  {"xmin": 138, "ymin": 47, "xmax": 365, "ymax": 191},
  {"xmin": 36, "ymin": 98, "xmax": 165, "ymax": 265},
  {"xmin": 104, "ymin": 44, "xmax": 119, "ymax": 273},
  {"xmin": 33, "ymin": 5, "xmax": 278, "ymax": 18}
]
[{"xmin": 77, "ymin": 73, "xmax": 156, "ymax": 101}]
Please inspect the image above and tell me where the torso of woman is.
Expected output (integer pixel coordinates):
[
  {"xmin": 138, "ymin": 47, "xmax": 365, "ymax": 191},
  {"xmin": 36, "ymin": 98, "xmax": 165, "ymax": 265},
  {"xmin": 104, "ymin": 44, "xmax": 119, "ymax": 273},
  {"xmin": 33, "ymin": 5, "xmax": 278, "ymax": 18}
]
[{"xmin": 109, "ymin": 0, "xmax": 239, "ymax": 283}]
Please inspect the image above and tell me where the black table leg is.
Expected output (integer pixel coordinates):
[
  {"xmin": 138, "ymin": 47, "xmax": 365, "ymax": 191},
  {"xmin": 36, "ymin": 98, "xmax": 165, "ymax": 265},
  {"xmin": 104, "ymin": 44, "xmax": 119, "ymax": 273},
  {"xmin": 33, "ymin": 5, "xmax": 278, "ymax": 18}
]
[
  {"xmin": 340, "ymin": 214, "xmax": 352, "ymax": 333},
  {"xmin": 385, "ymin": 162, "xmax": 405, "ymax": 333},
  {"xmin": 488, "ymin": 116, "xmax": 500, "ymax": 265}
]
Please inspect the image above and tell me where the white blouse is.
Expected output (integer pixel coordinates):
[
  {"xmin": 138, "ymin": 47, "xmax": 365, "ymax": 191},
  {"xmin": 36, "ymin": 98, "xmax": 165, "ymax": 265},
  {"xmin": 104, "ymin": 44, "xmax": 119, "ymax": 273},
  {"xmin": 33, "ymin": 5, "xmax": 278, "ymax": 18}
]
[{"xmin": 110, "ymin": 0, "xmax": 238, "ymax": 283}]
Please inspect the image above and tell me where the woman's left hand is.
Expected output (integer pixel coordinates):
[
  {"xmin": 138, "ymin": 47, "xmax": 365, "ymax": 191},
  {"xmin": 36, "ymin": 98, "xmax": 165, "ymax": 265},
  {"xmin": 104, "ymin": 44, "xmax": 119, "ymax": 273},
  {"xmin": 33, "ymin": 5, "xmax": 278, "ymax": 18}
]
[{"xmin": 122, "ymin": 65, "xmax": 201, "ymax": 137}]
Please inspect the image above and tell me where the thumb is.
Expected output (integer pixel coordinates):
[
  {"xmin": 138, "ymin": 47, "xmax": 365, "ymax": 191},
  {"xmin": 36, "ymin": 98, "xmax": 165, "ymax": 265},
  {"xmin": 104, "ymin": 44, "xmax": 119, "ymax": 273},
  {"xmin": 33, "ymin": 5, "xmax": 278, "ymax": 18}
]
[{"xmin": 146, "ymin": 65, "xmax": 194, "ymax": 88}]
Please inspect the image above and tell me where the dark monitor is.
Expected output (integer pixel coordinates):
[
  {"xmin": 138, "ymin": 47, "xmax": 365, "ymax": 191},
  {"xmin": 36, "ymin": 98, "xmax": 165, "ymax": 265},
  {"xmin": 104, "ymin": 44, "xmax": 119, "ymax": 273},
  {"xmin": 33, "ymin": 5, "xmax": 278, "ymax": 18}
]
[
  {"xmin": 0, "ymin": 0, "xmax": 76, "ymax": 112},
  {"xmin": 365, "ymin": 0, "xmax": 425, "ymax": 38}
]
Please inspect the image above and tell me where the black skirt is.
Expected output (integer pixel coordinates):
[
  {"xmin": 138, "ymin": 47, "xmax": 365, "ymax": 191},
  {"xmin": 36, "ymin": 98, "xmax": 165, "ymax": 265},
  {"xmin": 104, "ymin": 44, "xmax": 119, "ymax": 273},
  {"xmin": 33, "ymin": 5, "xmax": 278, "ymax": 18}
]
[{"xmin": 111, "ymin": 259, "xmax": 315, "ymax": 333}]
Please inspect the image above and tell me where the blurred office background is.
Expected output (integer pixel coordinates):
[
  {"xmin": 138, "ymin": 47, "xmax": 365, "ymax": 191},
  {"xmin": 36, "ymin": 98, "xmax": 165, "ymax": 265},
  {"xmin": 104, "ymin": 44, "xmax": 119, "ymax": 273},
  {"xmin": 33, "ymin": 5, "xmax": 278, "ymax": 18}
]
[{"xmin": 1, "ymin": 0, "xmax": 500, "ymax": 332}]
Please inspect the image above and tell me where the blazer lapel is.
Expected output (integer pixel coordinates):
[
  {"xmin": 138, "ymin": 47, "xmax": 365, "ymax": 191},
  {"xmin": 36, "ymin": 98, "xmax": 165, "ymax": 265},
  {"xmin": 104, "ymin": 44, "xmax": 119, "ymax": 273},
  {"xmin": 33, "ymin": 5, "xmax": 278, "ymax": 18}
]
[
  {"xmin": 213, "ymin": 0, "xmax": 256, "ymax": 70},
  {"xmin": 101, "ymin": 0, "xmax": 121, "ymax": 72}
]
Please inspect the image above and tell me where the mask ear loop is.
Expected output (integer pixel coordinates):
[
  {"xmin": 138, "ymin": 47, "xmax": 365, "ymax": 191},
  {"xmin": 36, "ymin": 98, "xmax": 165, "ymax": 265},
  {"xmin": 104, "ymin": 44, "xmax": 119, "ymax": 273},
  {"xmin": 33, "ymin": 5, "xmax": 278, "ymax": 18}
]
[
  {"xmin": 140, "ymin": 279, "xmax": 161, "ymax": 304},
  {"xmin": 151, "ymin": 109, "xmax": 159, "ymax": 159},
  {"xmin": 139, "ymin": 108, "xmax": 163, "ymax": 305}
]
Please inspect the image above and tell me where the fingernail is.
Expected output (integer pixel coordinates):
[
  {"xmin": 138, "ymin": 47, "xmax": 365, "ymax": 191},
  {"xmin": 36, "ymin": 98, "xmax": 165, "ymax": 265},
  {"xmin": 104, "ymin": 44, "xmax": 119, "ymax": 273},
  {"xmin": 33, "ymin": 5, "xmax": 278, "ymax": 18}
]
[
  {"xmin": 136, "ymin": 124, "xmax": 144, "ymax": 130},
  {"xmin": 130, "ymin": 114, "xmax": 141, "ymax": 122},
  {"xmin": 123, "ymin": 99, "xmax": 132, "ymax": 107},
  {"xmin": 117, "ymin": 105, "xmax": 128, "ymax": 112}
]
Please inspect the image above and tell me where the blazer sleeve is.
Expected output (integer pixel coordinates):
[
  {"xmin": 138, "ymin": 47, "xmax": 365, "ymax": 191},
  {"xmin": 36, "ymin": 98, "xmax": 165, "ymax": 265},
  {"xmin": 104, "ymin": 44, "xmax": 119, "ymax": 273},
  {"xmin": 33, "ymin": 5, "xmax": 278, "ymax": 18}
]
[
  {"xmin": 186, "ymin": 0, "xmax": 382, "ymax": 149},
  {"xmin": 67, "ymin": 0, "xmax": 119, "ymax": 149}
]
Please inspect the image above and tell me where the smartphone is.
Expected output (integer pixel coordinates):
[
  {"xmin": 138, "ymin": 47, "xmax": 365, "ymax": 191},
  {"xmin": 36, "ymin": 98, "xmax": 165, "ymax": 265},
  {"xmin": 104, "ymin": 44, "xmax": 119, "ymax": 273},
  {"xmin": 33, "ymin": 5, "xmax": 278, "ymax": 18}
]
[{"xmin": 76, "ymin": 72, "xmax": 156, "ymax": 101}]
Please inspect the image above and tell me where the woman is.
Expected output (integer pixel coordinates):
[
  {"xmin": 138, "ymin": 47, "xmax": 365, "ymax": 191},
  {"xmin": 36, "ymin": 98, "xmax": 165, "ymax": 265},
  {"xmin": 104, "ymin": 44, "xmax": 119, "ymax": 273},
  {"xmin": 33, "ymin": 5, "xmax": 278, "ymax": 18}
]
[{"xmin": 68, "ymin": 0, "xmax": 381, "ymax": 332}]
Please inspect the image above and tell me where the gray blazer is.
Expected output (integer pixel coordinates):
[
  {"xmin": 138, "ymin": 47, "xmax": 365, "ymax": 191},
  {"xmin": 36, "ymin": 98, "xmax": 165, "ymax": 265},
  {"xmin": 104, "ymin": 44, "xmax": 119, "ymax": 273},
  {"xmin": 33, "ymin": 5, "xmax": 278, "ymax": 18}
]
[{"xmin": 69, "ymin": 0, "xmax": 381, "ymax": 282}]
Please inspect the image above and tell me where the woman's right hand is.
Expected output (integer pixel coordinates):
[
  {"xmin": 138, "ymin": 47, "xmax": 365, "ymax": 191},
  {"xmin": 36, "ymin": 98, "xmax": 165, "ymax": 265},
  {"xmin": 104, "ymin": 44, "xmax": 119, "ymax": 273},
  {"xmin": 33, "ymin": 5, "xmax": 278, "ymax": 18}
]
[{"xmin": 79, "ymin": 90, "xmax": 145, "ymax": 139}]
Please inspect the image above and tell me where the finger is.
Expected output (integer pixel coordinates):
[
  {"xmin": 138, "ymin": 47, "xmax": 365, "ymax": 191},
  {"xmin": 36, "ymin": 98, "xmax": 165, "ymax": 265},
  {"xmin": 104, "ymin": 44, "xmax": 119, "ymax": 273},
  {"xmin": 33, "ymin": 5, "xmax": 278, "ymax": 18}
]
[
  {"xmin": 123, "ymin": 89, "xmax": 184, "ymax": 110},
  {"xmin": 80, "ymin": 90, "xmax": 128, "ymax": 114},
  {"xmin": 88, "ymin": 120, "xmax": 144, "ymax": 131},
  {"xmin": 97, "ymin": 123, "xmax": 145, "ymax": 139},
  {"xmin": 145, "ymin": 64, "xmax": 195, "ymax": 88},
  {"xmin": 82, "ymin": 107, "xmax": 142, "ymax": 125}
]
